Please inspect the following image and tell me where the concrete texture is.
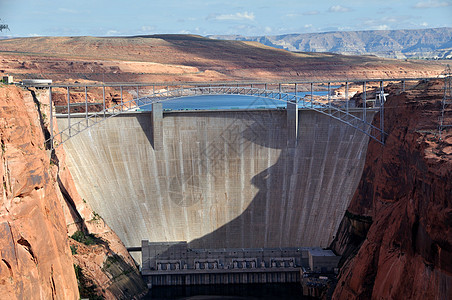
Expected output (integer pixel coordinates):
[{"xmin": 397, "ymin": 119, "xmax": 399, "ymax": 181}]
[
  {"xmin": 141, "ymin": 240, "xmax": 310, "ymax": 271},
  {"xmin": 57, "ymin": 109, "xmax": 372, "ymax": 254},
  {"xmin": 141, "ymin": 240, "xmax": 310, "ymax": 286},
  {"xmin": 308, "ymin": 249, "xmax": 341, "ymax": 273},
  {"xmin": 287, "ymin": 102, "xmax": 298, "ymax": 148},
  {"xmin": 151, "ymin": 102, "xmax": 163, "ymax": 150}
]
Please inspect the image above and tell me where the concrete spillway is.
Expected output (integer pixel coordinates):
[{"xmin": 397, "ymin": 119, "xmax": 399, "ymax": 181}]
[{"xmin": 58, "ymin": 109, "xmax": 371, "ymax": 251}]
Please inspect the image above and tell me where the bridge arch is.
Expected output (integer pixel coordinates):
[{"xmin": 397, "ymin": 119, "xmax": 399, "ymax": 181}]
[{"xmin": 48, "ymin": 84, "xmax": 386, "ymax": 149}]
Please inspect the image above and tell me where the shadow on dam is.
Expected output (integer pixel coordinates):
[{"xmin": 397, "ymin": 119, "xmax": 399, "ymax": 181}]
[
  {"xmin": 58, "ymin": 108, "xmax": 372, "ymax": 257},
  {"xmin": 159, "ymin": 110, "xmax": 293, "ymax": 249},
  {"xmin": 186, "ymin": 112, "xmax": 298, "ymax": 249}
]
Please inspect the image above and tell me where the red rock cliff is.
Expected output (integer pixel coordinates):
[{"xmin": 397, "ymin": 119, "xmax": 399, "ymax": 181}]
[
  {"xmin": 331, "ymin": 79, "xmax": 452, "ymax": 299},
  {"xmin": 0, "ymin": 86, "xmax": 79, "ymax": 299},
  {"xmin": 0, "ymin": 85, "xmax": 147, "ymax": 299}
]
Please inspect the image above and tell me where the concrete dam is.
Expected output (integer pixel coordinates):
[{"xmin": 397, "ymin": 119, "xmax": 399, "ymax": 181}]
[{"xmin": 58, "ymin": 108, "xmax": 372, "ymax": 255}]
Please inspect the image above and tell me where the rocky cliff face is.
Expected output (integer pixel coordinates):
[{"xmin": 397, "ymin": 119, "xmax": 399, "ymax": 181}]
[
  {"xmin": 0, "ymin": 86, "xmax": 78, "ymax": 299},
  {"xmin": 211, "ymin": 27, "xmax": 452, "ymax": 59},
  {"xmin": 331, "ymin": 79, "xmax": 452, "ymax": 299},
  {"xmin": 0, "ymin": 85, "xmax": 147, "ymax": 299}
]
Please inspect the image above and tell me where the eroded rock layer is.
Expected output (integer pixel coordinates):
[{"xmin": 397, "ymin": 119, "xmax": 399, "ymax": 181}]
[
  {"xmin": 0, "ymin": 86, "xmax": 147, "ymax": 300},
  {"xmin": 0, "ymin": 86, "xmax": 78, "ymax": 299},
  {"xmin": 332, "ymin": 79, "xmax": 452, "ymax": 299}
]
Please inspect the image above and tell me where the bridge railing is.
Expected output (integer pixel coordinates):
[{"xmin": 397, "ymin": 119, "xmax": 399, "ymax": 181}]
[
  {"xmin": 133, "ymin": 85, "xmax": 386, "ymax": 142},
  {"xmin": 45, "ymin": 78, "xmax": 435, "ymax": 149},
  {"xmin": 48, "ymin": 85, "xmax": 381, "ymax": 149}
]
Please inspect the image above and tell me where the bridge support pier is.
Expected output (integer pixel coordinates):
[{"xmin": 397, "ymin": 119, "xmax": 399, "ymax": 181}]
[
  {"xmin": 152, "ymin": 102, "xmax": 163, "ymax": 151},
  {"xmin": 287, "ymin": 101, "xmax": 298, "ymax": 147}
]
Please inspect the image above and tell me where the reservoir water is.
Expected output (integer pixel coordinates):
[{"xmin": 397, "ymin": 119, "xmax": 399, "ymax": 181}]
[{"xmin": 136, "ymin": 91, "xmax": 329, "ymax": 111}]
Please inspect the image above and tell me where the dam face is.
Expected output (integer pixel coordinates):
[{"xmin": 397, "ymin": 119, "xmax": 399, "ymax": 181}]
[{"xmin": 58, "ymin": 109, "xmax": 370, "ymax": 251}]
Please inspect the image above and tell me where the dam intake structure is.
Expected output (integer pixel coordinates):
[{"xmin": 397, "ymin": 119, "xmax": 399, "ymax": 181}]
[{"xmin": 141, "ymin": 241, "xmax": 340, "ymax": 286}]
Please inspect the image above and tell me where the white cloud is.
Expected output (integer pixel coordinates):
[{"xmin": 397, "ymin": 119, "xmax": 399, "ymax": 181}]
[
  {"xmin": 328, "ymin": 5, "xmax": 351, "ymax": 12},
  {"xmin": 414, "ymin": 0, "xmax": 451, "ymax": 8},
  {"xmin": 140, "ymin": 26, "xmax": 154, "ymax": 32},
  {"xmin": 384, "ymin": 17, "xmax": 398, "ymax": 23},
  {"xmin": 214, "ymin": 12, "xmax": 255, "ymax": 21},
  {"xmin": 106, "ymin": 30, "xmax": 120, "ymax": 36},
  {"xmin": 264, "ymin": 26, "xmax": 272, "ymax": 33},
  {"xmin": 421, "ymin": 22, "xmax": 429, "ymax": 26},
  {"xmin": 376, "ymin": 25, "xmax": 390, "ymax": 30},
  {"xmin": 363, "ymin": 15, "xmax": 413, "ymax": 29}
]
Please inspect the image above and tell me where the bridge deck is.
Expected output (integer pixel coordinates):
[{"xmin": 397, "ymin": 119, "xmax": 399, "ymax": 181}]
[{"xmin": 47, "ymin": 80, "xmax": 394, "ymax": 148}]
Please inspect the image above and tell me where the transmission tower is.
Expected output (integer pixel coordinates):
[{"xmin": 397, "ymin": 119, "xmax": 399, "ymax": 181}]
[
  {"xmin": 0, "ymin": 19, "xmax": 9, "ymax": 32},
  {"xmin": 439, "ymin": 65, "xmax": 452, "ymax": 140}
]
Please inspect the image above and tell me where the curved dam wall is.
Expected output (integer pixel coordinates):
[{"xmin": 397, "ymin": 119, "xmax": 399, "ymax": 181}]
[{"xmin": 57, "ymin": 109, "xmax": 371, "ymax": 251}]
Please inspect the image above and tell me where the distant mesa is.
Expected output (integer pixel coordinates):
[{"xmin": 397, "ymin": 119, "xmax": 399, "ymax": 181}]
[{"xmin": 209, "ymin": 27, "xmax": 452, "ymax": 60}]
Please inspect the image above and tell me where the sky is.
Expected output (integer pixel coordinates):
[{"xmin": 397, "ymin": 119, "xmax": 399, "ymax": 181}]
[{"xmin": 0, "ymin": 0, "xmax": 451, "ymax": 37}]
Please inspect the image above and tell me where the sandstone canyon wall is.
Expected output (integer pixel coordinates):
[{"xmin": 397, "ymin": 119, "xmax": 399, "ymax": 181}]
[
  {"xmin": 331, "ymin": 79, "xmax": 452, "ymax": 299},
  {"xmin": 0, "ymin": 86, "xmax": 78, "ymax": 299},
  {"xmin": 0, "ymin": 85, "xmax": 147, "ymax": 299}
]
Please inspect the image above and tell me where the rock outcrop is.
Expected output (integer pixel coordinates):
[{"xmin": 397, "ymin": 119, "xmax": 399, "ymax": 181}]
[
  {"xmin": 331, "ymin": 79, "xmax": 452, "ymax": 299},
  {"xmin": 211, "ymin": 27, "xmax": 452, "ymax": 59},
  {"xmin": 0, "ymin": 85, "xmax": 147, "ymax": 299},
  {"xmin": 0, "ymin": 86, "xmax": 78, "ymax": 299}
]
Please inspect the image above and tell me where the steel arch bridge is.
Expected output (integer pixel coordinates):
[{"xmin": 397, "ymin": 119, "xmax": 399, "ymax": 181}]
[{"xmin": 44, "ymin": 81, "xmax": 391, "ymax": 150}]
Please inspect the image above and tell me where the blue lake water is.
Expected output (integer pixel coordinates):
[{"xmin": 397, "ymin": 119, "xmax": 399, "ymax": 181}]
[{"xmin": 136, "ymin": 92, "xmax": 328, "ymax": 111}]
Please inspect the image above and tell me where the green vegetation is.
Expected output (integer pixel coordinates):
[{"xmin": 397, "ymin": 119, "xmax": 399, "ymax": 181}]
[
  {"xmin": 91, "ymin": 211, "xmax": 101, "ymax": 221},
  {"xmin": 70, "ymin": 245, "xmax": 77, "ymax": 255},
  {"xmin": 102, "ymin": 255, "xmax": 120, "ymax": 269},
  {"xmin": 102, "ymin": 255, "xmax": 134, "ymax": 282},
  {"xmin": 70, "ymin": 231, "xmax": 100, "ymax": 246},
  {"xmin": 73, "ymin": 264, "xmax": 104, "ymax": 300}
]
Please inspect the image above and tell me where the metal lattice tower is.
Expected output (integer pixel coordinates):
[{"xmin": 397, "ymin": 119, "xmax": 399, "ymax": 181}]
[{"xmin": 439, "ymin": 65, "xmax": 452, "ymax": 140}]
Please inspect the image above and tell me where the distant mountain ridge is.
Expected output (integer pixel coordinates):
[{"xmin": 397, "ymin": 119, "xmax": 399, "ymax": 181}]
[{"xmin": 209, "ymin": 27, "xmax": 452, "ymax": 59}]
